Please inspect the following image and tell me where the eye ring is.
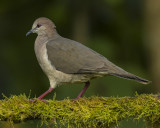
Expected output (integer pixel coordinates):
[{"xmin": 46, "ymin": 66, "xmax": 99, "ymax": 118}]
[{"xmin": 37, "ymin": 24, "xmax": 41, "ymax": 28}]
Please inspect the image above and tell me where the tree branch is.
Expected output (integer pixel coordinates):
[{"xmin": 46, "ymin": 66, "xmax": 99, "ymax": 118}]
[{"xmin": 0, "ymin": 94, "xmax": 160, "ymax": 127}]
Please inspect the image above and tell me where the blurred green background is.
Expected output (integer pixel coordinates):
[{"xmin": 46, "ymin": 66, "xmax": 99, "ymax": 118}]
[{"xmin": 0, "ymin": 0, "xmax": 159, "ymax": 127}]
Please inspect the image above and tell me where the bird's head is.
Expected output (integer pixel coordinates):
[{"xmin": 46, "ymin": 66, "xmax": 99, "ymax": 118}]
[{"xmin": 26, "ymin": 17, "xmax": 56, "ymax": 37}]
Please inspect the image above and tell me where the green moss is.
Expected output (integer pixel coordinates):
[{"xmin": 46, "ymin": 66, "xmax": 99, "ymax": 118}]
[{"xmin": 0, "ymin": 94, "xmax": 160, "ymax": 127}]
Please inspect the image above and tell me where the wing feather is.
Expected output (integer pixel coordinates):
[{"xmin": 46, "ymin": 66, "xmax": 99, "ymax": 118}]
[{"xmin": 46, "ymin": 37, "xmax": 107, "ymax": 74}]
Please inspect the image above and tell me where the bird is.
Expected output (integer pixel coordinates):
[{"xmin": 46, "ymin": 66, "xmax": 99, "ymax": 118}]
[{"xmin": 26, "ymin": 17, "xmax": 150, "ymax": 101}]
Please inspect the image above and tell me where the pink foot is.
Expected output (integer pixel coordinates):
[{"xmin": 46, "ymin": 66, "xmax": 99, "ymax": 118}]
[
  {"xmin": 29, "ymin": 98, "xmax": 48, "ymax": 103},
  {"xmin": 72, "ymin": 81, "xmax": 90, "ymax": 101},
  {"xmin": 29, "ymin": 87, "xmax": 54, "ymax": 103}
]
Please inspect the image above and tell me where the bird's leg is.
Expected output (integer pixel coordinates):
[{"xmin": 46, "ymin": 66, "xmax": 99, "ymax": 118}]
[
  {"xmin": 37, "ymin": 87, "xmax": 54, "ymax": 100},
  {"xmin": 30, "ymin": 87, "xmax": 54, "ymax": 102},
  {"xmin": 74, "ymin": 81, "xmax": 90, "ymax": 100}
]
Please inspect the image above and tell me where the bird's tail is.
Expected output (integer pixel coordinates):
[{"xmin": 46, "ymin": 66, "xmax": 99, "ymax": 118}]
[{"xmin": 110, "ymin": 72, "xmax": 151, "ymax": 84}]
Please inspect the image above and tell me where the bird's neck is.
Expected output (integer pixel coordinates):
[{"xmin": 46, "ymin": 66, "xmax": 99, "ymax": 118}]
[
  {"xmin": 38, "ymin": 29, "xmax": 59, "ymax": 39},
  {"xmin": 36, "ymin": 36, "xmax": 47, "ymax": 44}
]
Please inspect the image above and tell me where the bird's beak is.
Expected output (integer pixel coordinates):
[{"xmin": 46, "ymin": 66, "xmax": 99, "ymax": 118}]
[{"xmin": 26, "ymin": 27, "xmax": 36, "ymax": 36}]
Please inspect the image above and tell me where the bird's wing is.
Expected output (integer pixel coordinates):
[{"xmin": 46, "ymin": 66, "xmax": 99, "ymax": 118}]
[
  {"xmin": 46, "ymin": 37, "xmax": 151, "ymax": 85},
  {"xmin": 46, "ymin": 37, "xmax": 111, "ymax": 74}
]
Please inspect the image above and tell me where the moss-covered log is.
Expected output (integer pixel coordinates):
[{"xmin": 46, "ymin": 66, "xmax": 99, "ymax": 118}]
[{"xmin": 0, "ymin": 94, "xmax": 160, "ymax": 127}]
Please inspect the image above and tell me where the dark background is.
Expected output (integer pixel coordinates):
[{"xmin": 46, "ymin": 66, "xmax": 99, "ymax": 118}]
[{"xmin": 0, "ymin": 0, "xmax": 159, "ymax": 127}]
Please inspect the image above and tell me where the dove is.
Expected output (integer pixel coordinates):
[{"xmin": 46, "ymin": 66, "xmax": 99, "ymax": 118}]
[{"xmin": 26, "ymin": 17, "xmax": 150, "ymax": 100}]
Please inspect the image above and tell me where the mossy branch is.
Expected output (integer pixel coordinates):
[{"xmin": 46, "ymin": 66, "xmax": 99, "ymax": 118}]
[{"xmin": 0, "ymin": 94, "xmax": 160, "ymax": 127}]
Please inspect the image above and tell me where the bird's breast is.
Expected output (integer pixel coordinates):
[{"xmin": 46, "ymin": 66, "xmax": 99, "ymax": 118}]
[{"xmin": 34, "ymin": 40, "xmax": 56, "ymax": 76}]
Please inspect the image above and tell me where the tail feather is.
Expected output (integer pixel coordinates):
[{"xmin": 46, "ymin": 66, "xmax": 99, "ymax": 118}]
[{"xmin": 110, "ymin": 73, "xmax": 151, "ymax": 84}]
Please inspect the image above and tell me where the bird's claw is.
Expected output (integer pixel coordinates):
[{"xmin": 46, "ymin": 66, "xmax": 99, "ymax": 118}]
[{"xmin": 29, "ymin": 98, "xmax": 48, "ymax": 103}]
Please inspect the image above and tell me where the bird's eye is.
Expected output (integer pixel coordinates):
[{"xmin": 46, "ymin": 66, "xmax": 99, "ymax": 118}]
[{"xmin": 37, "ymin": 24, "xmax": 41, "ymax": 28}]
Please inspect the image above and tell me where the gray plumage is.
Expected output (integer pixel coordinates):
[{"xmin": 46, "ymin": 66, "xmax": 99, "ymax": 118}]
[
  {"xmin": 46, "ymin": 36, "xmax": 149, "ymax": 84},
  {"xmin": 26, "ymin": 17, "xmax": 150, "ymax": 100}
]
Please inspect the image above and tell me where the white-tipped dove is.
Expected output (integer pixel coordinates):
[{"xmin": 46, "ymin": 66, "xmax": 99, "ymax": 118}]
[{"xmin": 26, "ymin": 17, "xmax": 150, "ymax": 100}]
